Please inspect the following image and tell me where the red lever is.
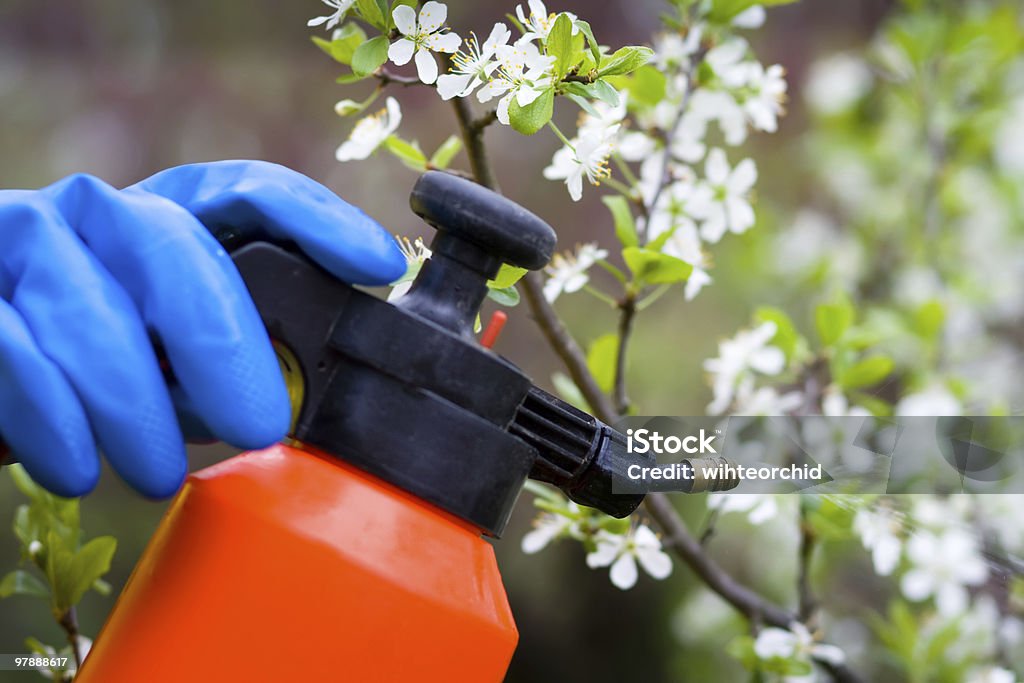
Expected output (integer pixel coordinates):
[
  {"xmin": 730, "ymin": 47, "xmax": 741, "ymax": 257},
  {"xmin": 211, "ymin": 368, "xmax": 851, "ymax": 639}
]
[{"xmin": 480, "ymin": 311, "xmax": 508, "ymax": 349}]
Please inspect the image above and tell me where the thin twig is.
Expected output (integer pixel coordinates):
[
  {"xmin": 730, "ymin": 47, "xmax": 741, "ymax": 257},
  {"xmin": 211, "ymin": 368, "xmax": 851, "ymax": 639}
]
[
  {"xmin": 58, "ymin": 607, "xmax": 82, "ymax": 672},
  {"xmin": 797, "ymin": 507, "xmax": 818, "ymax": 622},
  {"xmin": 645, "ymin": 494, "xmax": 863, "ymax": 682},
  {"xmin": 613, "ymin": 294, "xmax": 636, "ymax": 415},
  {"xmin": 374, "ymin": 67, "xmax": 423, "ymax": 87}
]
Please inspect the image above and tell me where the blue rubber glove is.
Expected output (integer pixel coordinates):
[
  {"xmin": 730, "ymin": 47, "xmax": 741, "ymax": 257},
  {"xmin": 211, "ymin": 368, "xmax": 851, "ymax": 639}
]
[{"xmin": 0, "ymin": 161, "xmax": 405, "ymax": 499}]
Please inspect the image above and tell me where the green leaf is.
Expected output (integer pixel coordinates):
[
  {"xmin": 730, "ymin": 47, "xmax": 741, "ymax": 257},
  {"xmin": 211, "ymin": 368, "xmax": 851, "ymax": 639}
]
[
  {"xmin": 622, "ymin": 247, "xmax": 693, "ymax": 286},
  {"xmin": 9, "ymin": 464, "xmax": 42, "ymax": 501},
  {"xmin": 352, "ymin": 35, "xmax": 390, "ymax": 76},
  {"xmin": 355, "ymin": 0, "xmax": 386, "ymax": 29},
  {"xmin": 815, "ymin": 295, "xmax": 855, "ymax": 347},
  {"xmin": 508, "ymin": 88, "xmax": 555, "ymax": 135},
  {"xmin": 754, "ymin": 307, "xmax": 805, "ymax": 361},
  {"xmin": 0, "ymin": 570, "xmax": 49, "ymax": 599},
  {"xmin": 573, "ymin": 20, "xmax": 602, "ymax": 69},
  {"xmin": 547, "ymin": 14, "xmax": 575, "ymax": 79},
  {"xmin": 587, "ymin": 334, "xmax": 620, "ymax": 394},
  {"xmin": 336, "ymin": 72, "xmax": 371, "ymax": 84},
  {"xmin": 601, "ymin": 196, "xmax": 638, "ymax": 248},
  {"xmin": 486, "ymin": 286, "xmax": 520, "ymax": 307},
  {"xmin": 311, "ymin": 23, "xmax": 368, "ymax": 65},
  {"xmin": 616, "ymin": 65, "xmax": 667, "ymax": 107},
  {"xmin": 564, "ymin": 92, "xmax": 600, "ymax": 116},
  {"xmin": 912, "ymin": 299, "xmax": 945, "ymax": 340},
  {"xmin": 383, "ymin": 135, "xmax": 428, "ymax": 171},
  {"xmin": 429, "ymin": 135, "xmax": 463, "ymax": 169},
  {"xmin": 489, "ymin": 264, "xmax": 528, "ymax": 289},
  {"xmin": 837, "ymin": 355, "xmax": 894, "ymax": 390},
  {"xmin": 597, "ymin": 46, "xmax": 654, "ymax": 77},
  {"xmin": 65, "ymin": 536, "xmax": 117, "ymax": 608},
  {"xmin": 707, "ymin": 0, "xmax": 797, "ymax": 24},
  {"xmin": 551, "ymin": 372, "xmax": 590, "ymax": 411}
]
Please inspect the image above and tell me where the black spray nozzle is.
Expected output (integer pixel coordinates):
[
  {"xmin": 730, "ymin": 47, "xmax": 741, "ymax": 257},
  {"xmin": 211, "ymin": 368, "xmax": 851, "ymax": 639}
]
[{"xmin": 511, "ymin": 387, "xmax": 741, "ymax": 518}]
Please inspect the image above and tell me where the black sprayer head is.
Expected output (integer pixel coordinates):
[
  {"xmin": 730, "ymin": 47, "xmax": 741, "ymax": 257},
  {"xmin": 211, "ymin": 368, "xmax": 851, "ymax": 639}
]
[{"xmin": 191, "ymin": 172, "xmax": 739, "ymax": 535}]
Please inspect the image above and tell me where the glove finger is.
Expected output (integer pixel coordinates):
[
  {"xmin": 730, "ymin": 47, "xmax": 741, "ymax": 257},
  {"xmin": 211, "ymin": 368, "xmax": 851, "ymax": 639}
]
[
  {"xmin": 0, "ymin": 298, "xmax": 100, "ymax": 497},
  {"xmin": 0, "ymin": 192, "xmax": 186, "ymax": 498},
  {"xmin": 43, "ymin": 174, "xmax": 291, "ymax": 450},
  {"xmin": 132, "ymin": 160, "xmax": 407, "ymax": 286}
]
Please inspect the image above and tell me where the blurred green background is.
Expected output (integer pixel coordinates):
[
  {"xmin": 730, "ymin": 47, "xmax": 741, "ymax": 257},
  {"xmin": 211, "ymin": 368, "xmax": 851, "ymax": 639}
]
[{"xmin": 0, "ymin": 0, "xmax": 894, "ymax": 680}]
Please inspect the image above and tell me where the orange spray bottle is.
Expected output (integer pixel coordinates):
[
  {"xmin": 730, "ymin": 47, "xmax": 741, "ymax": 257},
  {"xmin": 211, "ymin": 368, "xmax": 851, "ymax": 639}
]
[{"xmin": 76, "ymin": 172, "xmax": 660, "ymax": 682}]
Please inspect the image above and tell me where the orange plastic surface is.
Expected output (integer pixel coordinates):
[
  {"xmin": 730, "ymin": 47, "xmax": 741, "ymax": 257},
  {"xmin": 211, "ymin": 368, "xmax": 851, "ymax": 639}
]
[{"xmin": 77, "ymin": 443, "xmax": 518, "ymax": 682}]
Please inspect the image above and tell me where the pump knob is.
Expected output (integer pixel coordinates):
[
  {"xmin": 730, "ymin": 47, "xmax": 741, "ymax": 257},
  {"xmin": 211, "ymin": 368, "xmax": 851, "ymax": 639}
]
[
  {"xmin": 400, "ymin": 172, "xmax": 556, "ymax": 337},
  {"xmin": 410, "ymin": 171, "xmax": 556, "ymax": 272}
]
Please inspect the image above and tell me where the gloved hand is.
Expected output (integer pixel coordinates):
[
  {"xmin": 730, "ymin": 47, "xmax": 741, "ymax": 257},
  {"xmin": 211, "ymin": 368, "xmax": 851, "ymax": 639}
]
[{"xmin": 0, "ymin": 161, "xmax": 405, "ymax": 499}]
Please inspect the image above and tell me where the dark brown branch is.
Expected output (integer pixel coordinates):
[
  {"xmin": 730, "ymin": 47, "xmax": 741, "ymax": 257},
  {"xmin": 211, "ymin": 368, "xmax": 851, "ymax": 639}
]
[
  {"xmin": 797, "ymin": 510, "xmax": 817, "ymax": 622},
  {"xmin": 613, "ymin": 294, "xmax": 636, "ymax": 415},
  {"xmin": 645, "ymin": 494, "xmax": 863, "ymax": 682},
  {"xmin": 58, "ymin": 607, "xmax": 82, "ymax": 672}
]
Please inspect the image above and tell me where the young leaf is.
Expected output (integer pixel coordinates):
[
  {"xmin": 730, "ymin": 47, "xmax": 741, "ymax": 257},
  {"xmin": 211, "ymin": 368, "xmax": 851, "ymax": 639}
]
[
  {"xmin": 616, "ymin": 65, "xmax": 667, "ymax": 107},
  {"xmin": 601, "ymin": 196, "xmax": 638, "ymax": 248},
  {"xmin": 622, "ymin": 247, "xmax": 693, "ymax": 286},
  {"xmin": 429, "ymin": 135, "xmax": 463, "ymax": 169},
  {"xmin": 508, "ymin": 88, "xmax": 555, "ymax": 135},
  {"xmin": 573, "ymin": 19, "xmax": 602, "ymax": 70},
  {"xmin": 707, "ymin": 0, "xmax": 797, "ymax": 24},
  {"xmin": 0, "ymin": 570, "xmax": 49, "ymax": 599},
  {"xmin": 597, "ymin": 46, "xmax": 654, "ymax": 77},
  {"xmin": 355, "ymin": 0, "xmax": 387, "ymax": 29},
  {"xmin": 815, "ymin": 296, "xmax": 855, "ymax": 347},
  {"xmin": 384, "ymin": 135, "xmax": 428, "ymax": 171},
  {"xmin": 587, "ymin": 334, "xmax": 620, "ymax": 394},
  {"xmin": 838, "ymin": 355, "xmax": 895, "ymax": 390},
  {"xmin": 486, "ymin": 286, "xmax": 521, "ymax": 307},
  {"xmin": 548, "ymin": 14, "xmax": 576, "ymax": 79},
  {"xmin": 352, "ymin": 35, "xmax": 390, "ymax": 76},
  {"xmin": 489, "ymin": 264, "xmax": 528, "ymax": 289},
  {"xmin": 754, "ymin": 307, "xmax": 805, "ymax": 361},
  {"xmin": 65, "ymin": 536, "xmax": 117, "ymax": 608},
  {"xmin": 311, "ymin": 23, "xmax": 368, "ymax": 65},
  {"xmin": 564, "ymin": 92, "xmax": 600, "ymax": 116}
]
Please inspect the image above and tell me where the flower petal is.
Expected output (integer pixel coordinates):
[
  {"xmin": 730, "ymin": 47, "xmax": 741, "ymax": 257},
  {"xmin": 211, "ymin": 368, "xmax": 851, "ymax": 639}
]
[
  {"xmin": 729, "ymin": 158, "xmax": 758, "ymax": 194},
  {"xmin": 637, "ymin": 547, "xmax": 673, "ymax": 580},
  {"xmin": 705, "ymin": 148, "xmax": 730, "ymax": 185},
  {"xmin": 437, "ymin": 73, "xmax": 473, "ymax": 100},
  {"xmin": 414, "ymin": 48, "xmax": 439, "ymax": 84},
  {"xmin": 418, "ymin": 1, "xmax": 448, "ymax": 33},
  {"xmin": 496, "ymin": 94, "xmax": 512, "ymax": 125},
  {"xmin": 392, "ymin": 4, "xmax": 417, "ymax": 36},
  {"xmin": 425, "ymin": 31, "xmax": 462, "ymax": 53},
  {"xmin": 388, "ymin": 38, "xmax": 416, "ymax": 66},
  {"xmin": 609, "ymin": 553, "xmax": 639, "ymax": 590},
  {"xmin": 477, "ymin": 79, "xmax": 510, "ymax": 103}
]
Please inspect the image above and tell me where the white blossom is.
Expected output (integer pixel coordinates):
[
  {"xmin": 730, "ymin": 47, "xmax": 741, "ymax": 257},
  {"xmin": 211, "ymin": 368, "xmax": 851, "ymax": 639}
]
[
  {"xmin": 754, "ymin": 622, "xmax": 846, "ymax": 669},
  {"xmin": 542, "ymin": 243, "xmax": 608, "ymax": 303},
  {"xmin": 387, "ymin": 236, "xmax": 431, "ymax": 302},
  {"xmin": 689, "ymin": 148, "xmax": 758, "ymax": 243},
  {"xmin": 585, "ymin": 525, "xmax": 672, "ymax": 590},
  {"xmin": 741, "ymin": 62, "xmax": 787, "ymax": 133},
  {"xmin": 732, "ymin": 5, "xmax": 766, "ymax": 29},
  {"xmin": 307, "ymin": 0, "xmax": 354, "ymax": 30},
  {"xmin": 895, "ymin": 384, "xmax": 962, "ymax": 416},
  {"xmin": 733, "ymin": 378, "xmax": 804, "ymax": 416},
  {"xmin": 804, "ymin": 52, "xmax": 873, "ymax": 115},
  {"xmin": 477, "ymin": 38, "xmax": 555, "ymax": 125},
  {"xmin": 704, "ymin": 321, "xmax": 785, "ymax": 414},
  {"xmin": 515, "ymin": 0, "xmax": 578, "ymax": 43},
  {"xmin": 543, "ymin": 125, "xmax": 618, "ymax": 201},
  {"xmin": 967, "ymin": 667, "xmax": 1017, "ymax": 683},
  {"xmin": 653, "ymin": 27, "xmax": 702, "ymax": 71},
  {"xmin": 707, "ymin": 493, "xmax": 779, "ymax": 524},
  {"xmin": 853, "ymin": 506, "xmax": 902, "ymax": 575},
  {"xmin": 335, "ymin": 96, "xmax": 402, "ymax": 161},
  {"xmin": 388, "ymin": 2, "xmax": 461, "ymax": 85},
  {"xmin": 437, "ymin": 23, "xmax": 511, "ymax": 100},
  {"xmin": 521, "ymin": 505, "xmax": 580, "ymax": 554},
  {"xmin": 900, "ymin": 528, "xmax": 988, "ymax": 616}
]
